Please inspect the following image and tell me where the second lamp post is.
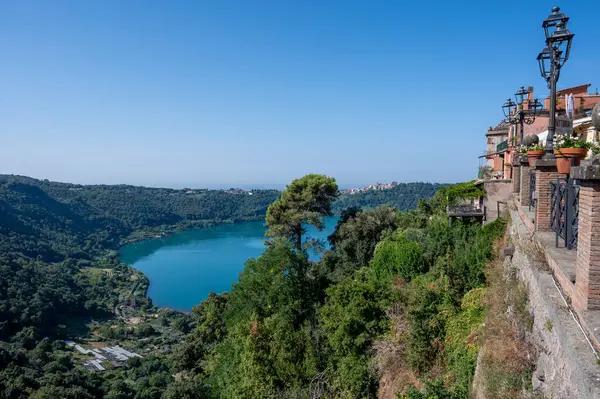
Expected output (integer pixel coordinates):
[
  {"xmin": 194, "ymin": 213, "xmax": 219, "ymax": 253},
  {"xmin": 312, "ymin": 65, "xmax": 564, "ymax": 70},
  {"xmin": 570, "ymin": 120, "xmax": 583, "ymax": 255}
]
[{"xmin": 502, "ymin": 86, "xmax": 543, "ymax": 146}]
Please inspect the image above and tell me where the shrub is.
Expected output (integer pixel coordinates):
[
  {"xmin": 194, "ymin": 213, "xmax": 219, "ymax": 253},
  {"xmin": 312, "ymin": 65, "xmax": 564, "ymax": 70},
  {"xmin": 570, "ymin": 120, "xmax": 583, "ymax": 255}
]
[
  {"xmin": 372, "ymin": 232, "xmax": 426, "ymax": 281},
  {"xmin": 444, "ymin": 287, "xmax": 486, "ymax": 392},
  {"xmin": 136, "ymin": 324, "xmax": 155, "ymax": 337},
  {"xmin": 405, "ymin": 274, "xmax": 452, "ymax": 372}
]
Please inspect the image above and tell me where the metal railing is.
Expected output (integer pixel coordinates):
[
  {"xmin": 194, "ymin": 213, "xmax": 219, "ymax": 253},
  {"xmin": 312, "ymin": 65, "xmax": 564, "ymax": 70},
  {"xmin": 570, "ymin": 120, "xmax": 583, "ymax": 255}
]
[
  {"xmin": 550, "ymin": 178, "xmax": 579, "ymax": 249},
  {"xmin": 496, "ymin": 140, "xmax": 509, "ymax": 152},
  {"xmin": 529, "ymin": 171, "xmax": 536, "ymax": 211}
]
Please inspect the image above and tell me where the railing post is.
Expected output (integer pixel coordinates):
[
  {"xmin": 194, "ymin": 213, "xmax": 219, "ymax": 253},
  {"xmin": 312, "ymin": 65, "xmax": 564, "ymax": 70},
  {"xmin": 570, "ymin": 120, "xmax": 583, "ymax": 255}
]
[
  {"xmin": 552, "ymin": 179, "xmax": 559, "ymax": 248},
  {"xmin": 529, "ymin": 171, "xmax": 537, "ymax": 211},
  {"xmin": 513, "ymin": 164, "xmax": 521, "ymax": 194},
  {"xmin": 564, "ymin": 180, "xmax": 570, "ymax": 248},
  {"xmin": 519, "ymin": 158, "xmax": 531, "ymax": 207},
  {"xmin": 532, "ymin": 159, "xmax": 567, "ymax": 232}
]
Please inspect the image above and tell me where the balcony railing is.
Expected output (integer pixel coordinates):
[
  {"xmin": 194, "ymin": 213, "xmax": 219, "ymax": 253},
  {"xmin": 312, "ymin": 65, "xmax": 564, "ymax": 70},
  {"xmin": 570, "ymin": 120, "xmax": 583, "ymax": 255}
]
[
  {"xmin": 496, "ymin": 140, "xmax": 509, "ymax": 152},
  {"xmin": 446, "ymin": 197, "xmax": 485, "ymax": 219}
]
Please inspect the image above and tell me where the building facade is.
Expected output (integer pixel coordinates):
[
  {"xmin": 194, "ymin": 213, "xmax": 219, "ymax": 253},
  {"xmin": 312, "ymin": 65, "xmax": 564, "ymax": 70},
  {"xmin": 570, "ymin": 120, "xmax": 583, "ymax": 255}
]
[{"xmin": 480, "ymin": 84, "xmax": 600, "ymax": 180}]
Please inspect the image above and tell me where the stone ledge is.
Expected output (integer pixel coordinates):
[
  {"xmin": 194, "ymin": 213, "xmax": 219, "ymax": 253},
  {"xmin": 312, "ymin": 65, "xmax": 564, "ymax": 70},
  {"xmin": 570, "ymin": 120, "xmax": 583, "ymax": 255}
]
[
  {"xmin": 571, "ymin": 165, "xmax": 600, "ymax": 180},
  {"xmin": 517, "ymin": 206, "xmax": 535, "ymax": 233},
  {"xmin": 519, "ymin": 156, "xmax": 530, "ymax": 166},
  {"xmin": 531, "ymin": 159, "xmax": 558, "ymax": 169}
]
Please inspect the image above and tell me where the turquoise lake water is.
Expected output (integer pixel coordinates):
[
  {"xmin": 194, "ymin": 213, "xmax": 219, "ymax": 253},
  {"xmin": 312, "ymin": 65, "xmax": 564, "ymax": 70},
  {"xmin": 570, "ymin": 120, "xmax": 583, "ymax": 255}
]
[{"xmin": 119, "ymin": 217, "xmax": 339, "ymax": 311}]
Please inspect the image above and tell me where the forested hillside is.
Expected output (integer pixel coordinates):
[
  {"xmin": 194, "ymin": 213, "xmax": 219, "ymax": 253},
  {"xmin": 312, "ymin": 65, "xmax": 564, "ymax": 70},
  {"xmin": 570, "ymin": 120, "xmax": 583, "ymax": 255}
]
[
  {"xmin": 332, "ymin": 182, "xmax": 446, "ymax": 214},
  {"xmin": 0, "ymin": 174, "xmax": 506, "ymax": 398},
  {"xmin": 0, "ymin": 174, "xmax": 280, "ymax": 261},
  {"xmin": 0, "ymin": 175, "xmax": 279, "ymax": 398}
]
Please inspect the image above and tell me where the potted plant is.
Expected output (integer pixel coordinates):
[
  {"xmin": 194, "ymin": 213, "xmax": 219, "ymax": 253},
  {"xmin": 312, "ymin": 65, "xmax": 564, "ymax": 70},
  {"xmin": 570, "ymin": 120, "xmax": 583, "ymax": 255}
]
[
  {"xmin": 525, "ymin": 144, "xmax": 545, "ymax": 164},
  {"xmin": 514, "ymin": 145, "xmax": 529, "ymax": 164},
  {"xmin": 554, "ymin": 133, "xmax": 592, "ymax": 174}
]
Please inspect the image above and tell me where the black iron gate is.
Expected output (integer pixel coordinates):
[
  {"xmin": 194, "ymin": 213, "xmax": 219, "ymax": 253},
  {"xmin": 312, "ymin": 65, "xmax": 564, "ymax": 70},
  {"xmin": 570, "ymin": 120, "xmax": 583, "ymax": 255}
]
[
  {"xmin": 550, "ymin": 178, "xmax": 579, "ymax": 249},
  {"xmin": 529, "ymin": 170, "xmax": 536, "ymax": 211}
]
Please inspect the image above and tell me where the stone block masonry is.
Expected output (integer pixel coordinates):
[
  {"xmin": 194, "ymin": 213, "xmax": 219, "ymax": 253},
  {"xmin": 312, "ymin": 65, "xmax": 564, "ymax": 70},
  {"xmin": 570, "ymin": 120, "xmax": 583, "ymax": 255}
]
[
  {"xmin": 520, "ymin": 164, "xmax": 531, "ymax": 206},
  {"xmin": 533, "ymin": 160, "xmax": 566, "ymax": 232},
  {"xmin": 512, "ymin": 166, "xmax": 520, "ymax": 194},
  {"xmin": 574, "ymin": 181, "xmax": 600, "ymax": 311},
  {"xmin": 507, "ymin": 210, "xmax": 600, "ymax": 398}
]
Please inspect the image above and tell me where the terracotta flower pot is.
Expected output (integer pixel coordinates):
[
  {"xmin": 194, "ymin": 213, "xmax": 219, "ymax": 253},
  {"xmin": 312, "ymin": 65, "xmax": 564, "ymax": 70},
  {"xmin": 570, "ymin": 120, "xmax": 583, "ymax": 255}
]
[
  {"xmin": 554, "ymin": 147, "xmax": 588, "ymax": 174},
  {"xmin": 526, "ymin": 150, "xmax": 544, "ymax": 165}
]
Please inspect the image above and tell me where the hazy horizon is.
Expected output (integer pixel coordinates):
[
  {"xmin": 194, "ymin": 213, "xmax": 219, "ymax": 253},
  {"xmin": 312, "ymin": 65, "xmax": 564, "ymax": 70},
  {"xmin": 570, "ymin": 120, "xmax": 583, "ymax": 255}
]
[
  {"xmin": 2, "ymin": 1, "xmax": 599, "ymax": 185},
  {"xmin": 1, "ymin": 172, "xmax": 449, "ymax": 191}
]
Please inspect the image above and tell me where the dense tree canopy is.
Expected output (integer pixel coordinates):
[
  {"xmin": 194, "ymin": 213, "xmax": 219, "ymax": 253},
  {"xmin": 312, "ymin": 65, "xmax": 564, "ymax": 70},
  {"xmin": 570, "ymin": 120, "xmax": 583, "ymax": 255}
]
[
  {"xmin": 332, "ymin": 182, "xmax": 446, "ymax": 214},
  {"xmin": 0, "ymin": 173, "xmax": 505, "ymax": 398},
  {"xmin": 174, "ymin": 181, "xmax": 504, "ymax": 398},
  {"xmin": 265, "ymin": 174, "xmax": 338, "ymax": 252}
]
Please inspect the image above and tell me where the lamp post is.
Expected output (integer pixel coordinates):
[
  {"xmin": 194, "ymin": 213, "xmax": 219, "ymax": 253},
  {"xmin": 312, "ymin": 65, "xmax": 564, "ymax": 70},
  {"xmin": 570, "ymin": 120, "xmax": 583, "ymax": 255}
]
[
  {"xmin": 502, "ymin": 88, "xmax": 543, "ymax": 146},
  {"xmin": 537, "ymin": 6, "xmax": 574, "ymax": 158}
]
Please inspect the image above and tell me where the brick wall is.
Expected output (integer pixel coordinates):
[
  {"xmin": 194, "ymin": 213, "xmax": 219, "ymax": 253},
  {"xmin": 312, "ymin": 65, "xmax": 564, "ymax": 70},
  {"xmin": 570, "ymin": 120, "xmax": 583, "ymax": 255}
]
[
  {"xmin": 534, "ymin": 167, "xmax": 566, "ymax": 232},
  {"xmin": 573, "ymin": 181, "xmax": 600, "ymax": 311},
  {"xmin": 513, "ymin": 167, "xmax": 520, "ymax": 193},
  {"xmin": 520, "ymin": 165, "xmax": 530, "ymax": 206}
]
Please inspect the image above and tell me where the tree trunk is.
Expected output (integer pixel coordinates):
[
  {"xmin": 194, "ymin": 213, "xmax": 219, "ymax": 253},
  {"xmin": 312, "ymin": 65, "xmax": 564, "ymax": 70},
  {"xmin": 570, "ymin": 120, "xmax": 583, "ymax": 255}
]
[{"xmin": 295, "ymin": 224, "xmax": 303, "ymax": 252}]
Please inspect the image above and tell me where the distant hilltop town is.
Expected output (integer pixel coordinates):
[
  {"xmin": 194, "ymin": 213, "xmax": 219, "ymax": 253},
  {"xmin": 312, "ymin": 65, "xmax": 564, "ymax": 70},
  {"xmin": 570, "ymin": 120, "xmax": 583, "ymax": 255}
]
[{"xmin": 341, "ymin": 181, "xmax": 399, "ymax": 195}]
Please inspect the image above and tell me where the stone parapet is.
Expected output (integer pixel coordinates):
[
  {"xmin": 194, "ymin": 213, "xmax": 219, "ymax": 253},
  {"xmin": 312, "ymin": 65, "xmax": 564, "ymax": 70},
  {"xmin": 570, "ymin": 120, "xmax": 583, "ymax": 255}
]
[
  {"xmin": 513, "ymin": 166, "xmax": 520, "ymax": 193},
  {"xmin": 573, "ymin": 181, "xmax": 600, "ymax": 311},
  {"xmin": 533, "ymin": 160, "xmax": 566, "ymax": 232},
  {"xmin": 571, "ymin": 165, "xmax": 600, "ymax": 180},
  {"xmin": 571, "ymin": 158, "xmax": 600, "ymax": 312},
  {"xmin": 520, "ymin": 165, "xmax": 531, "ymax": 206}
]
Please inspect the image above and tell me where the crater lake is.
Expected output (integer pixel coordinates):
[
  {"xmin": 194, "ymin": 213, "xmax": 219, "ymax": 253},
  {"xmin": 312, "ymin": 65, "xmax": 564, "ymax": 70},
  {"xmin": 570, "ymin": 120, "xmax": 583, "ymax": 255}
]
[{"xmin": 119, "ymin": 217, "xmax": 339, "ymax": 311}]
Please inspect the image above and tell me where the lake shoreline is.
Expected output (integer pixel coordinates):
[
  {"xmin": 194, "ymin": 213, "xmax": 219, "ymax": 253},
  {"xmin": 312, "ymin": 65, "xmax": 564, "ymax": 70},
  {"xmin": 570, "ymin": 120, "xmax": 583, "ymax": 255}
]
[
  {"xmin": 119, "ymin": 217, "xmax": 339, "ymax": 312},
  {"xmin": 117, "ymin": 219, "xmax": 266, "ymax": 314},
  {"xmin": 117, "ymin": 217, "xmax": 267, "ymax": 249}
]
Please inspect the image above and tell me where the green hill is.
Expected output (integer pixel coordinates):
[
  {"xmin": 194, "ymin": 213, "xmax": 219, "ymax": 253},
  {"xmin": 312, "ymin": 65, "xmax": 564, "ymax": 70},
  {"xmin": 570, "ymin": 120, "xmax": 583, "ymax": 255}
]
[
  {"xmin": 0, "ymin": 174, "xmax": 280, "ymax": 263},
  {"xmin": 332, "ymin": 182, "xmax": 446, "ymax": 214}
]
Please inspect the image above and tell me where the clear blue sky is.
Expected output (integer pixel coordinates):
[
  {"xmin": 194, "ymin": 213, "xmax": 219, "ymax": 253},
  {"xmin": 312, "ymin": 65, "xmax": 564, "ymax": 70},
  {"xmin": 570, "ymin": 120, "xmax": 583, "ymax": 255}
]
[{"xmin": 1, "ymin": 1, "xmax": 599, "ymax": 188}]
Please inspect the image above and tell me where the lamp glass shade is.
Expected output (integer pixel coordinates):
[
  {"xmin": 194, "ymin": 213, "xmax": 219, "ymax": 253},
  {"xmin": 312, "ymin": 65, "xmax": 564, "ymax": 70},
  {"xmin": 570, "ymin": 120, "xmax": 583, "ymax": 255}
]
[
  {"xmin": 502, "ymin": 98, "xmax": 516, "ymax": 118},
  {"xmin": 515, "ymin": 86, "xmax": 529, "ymax": 105},
  {"xmin": 537, "ymin": 47, "xmax": 552, "ymax": 80},
  {"xmin": 548, "ymin": 23, "xmax": 574, "ymax": 65},
  {"xmin": 531, "ymin": 99, "xmax": 543, "ymax": 117},
  {"xmin": 542, "ymin": 6, "xmax": 569, "ymax": 41}
]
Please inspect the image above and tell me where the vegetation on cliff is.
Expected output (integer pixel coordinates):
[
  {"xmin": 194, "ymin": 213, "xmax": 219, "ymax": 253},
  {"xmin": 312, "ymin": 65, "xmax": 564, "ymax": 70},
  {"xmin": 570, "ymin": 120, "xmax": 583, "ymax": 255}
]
[{"xmin": 0, "ymin": 173, "xmax": 503, "ymax": 398}]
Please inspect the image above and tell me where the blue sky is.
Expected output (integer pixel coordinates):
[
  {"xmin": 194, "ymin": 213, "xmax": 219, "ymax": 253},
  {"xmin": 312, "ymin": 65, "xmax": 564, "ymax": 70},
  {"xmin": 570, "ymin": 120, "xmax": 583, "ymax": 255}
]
[{"xmin": 1, "ymin": 1, "xmax": 599, "ymax": 188}]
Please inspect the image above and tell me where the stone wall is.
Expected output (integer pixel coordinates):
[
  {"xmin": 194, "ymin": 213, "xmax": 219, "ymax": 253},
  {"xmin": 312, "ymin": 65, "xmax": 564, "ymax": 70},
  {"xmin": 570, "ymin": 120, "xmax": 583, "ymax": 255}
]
[
  {"xmin": 483, "ymin": 180, "xmax": 512, "ymax": 221},
  {"xmin": 520, "ymin": 164, "xmax": 531, "ymax": 206},
  {"xmin": 574, "ymin": 181, "xmax": 600, "ymax": 311},
  {"xmin": 534, "ymin": 166, "xmax": 566, "ymax": 232},
  {"xmin": 503, "ymin": 211, "xmax": 600, "ymax": 398}
]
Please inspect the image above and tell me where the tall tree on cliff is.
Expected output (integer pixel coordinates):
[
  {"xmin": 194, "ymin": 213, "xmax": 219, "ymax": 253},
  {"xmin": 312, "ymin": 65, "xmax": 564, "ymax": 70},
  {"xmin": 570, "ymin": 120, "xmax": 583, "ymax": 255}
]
[{"xmin": 265, "ymin": 174, "xmax": 339, "ymax": 252}]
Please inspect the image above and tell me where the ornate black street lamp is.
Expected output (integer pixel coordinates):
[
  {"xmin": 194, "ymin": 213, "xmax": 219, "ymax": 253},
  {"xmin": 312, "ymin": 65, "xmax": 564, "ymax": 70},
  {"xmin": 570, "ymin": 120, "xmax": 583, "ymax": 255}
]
[
  {"xmin": 502, "ymin": 88, "xmax": 543, "ymax": 145},
  {"xmin": 538, "ymin": 6, "xmax": 574, "ymax": 157}
]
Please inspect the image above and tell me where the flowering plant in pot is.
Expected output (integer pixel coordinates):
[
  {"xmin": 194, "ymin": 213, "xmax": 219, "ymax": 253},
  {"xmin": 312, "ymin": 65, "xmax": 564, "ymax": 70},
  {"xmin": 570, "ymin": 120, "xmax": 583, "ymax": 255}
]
[
  {"xmin": 515, "ymin": 145, "xmax": 528, "ymax": 154},
  {"xmin": 514, "ymin": 145, "xmax": 529, "ymax": 164},
  {"xmin": 554, "ymin": 133, "xmax": 592, "ymax": 174},
  {"xmin": 525, "ymin": 144, "xmax": 545, "ymax": 164}
]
